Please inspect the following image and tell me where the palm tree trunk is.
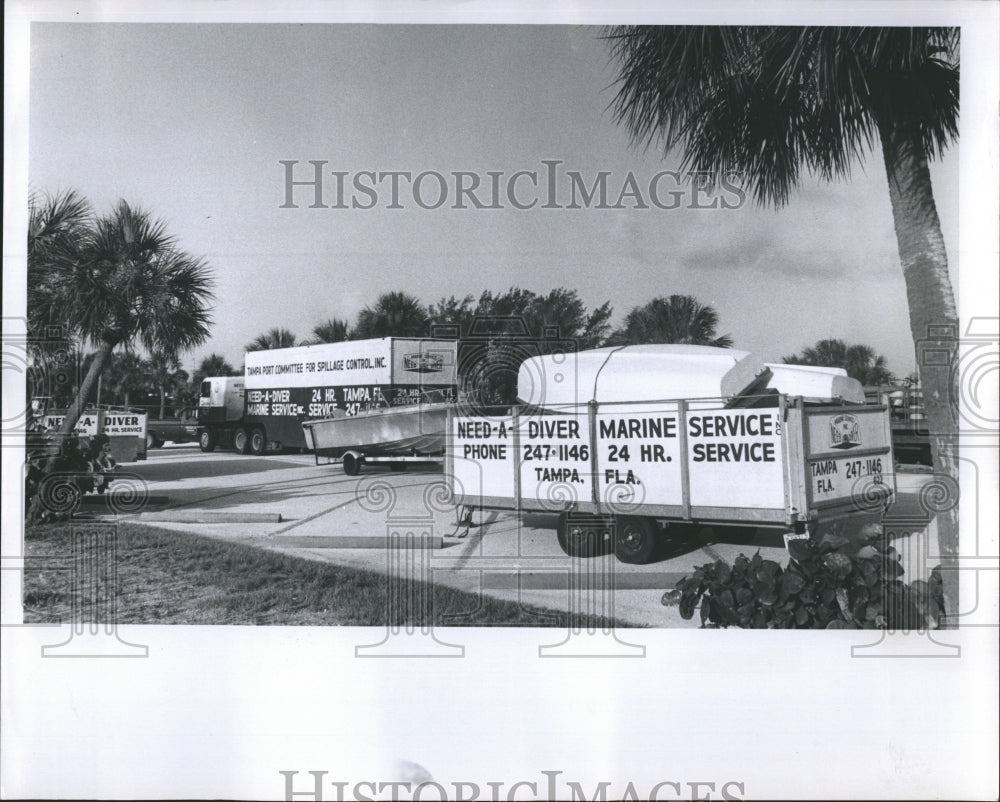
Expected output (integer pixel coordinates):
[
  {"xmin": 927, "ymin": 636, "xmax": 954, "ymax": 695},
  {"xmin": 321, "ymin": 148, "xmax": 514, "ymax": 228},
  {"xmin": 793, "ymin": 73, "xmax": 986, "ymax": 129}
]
[
  {"xmin": 43, "ymin": 340, "xmax": 116, "ymax": 473},
  {"xmin": 879, "ymin": 127, "xmax": 960, "ymax": 627},
  {"xmin": 159, "ymin": 385, "xmax": 166, "ymax": 419},
  {"xmin": 59, "ymin": 341, "xmax": 115, "ymax": 437}
]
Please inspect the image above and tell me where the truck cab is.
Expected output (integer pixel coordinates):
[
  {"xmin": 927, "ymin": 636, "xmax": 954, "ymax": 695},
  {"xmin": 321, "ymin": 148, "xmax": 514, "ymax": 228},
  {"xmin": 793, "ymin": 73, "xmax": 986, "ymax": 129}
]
[{"xmin": 197, "ymin": 376, "xmax": 245, "ymax": 451}]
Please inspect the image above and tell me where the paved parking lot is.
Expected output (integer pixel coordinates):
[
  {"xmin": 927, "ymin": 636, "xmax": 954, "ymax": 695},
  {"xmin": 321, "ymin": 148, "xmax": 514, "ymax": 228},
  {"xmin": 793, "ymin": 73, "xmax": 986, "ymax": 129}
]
[{"xmin": 94, "ymin": 444, "xmax": 939, "ymax": 627}]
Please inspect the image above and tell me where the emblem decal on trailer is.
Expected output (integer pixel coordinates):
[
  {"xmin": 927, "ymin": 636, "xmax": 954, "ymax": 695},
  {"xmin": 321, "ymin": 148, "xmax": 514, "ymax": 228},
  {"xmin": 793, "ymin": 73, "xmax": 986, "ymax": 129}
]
[
  {"xmin": 829, "ymin": 413, "xmax": 861, "ymax": 449},
  {"xmin": 403, "ymin": 353, "xmax": 444, "ymax": 373}
]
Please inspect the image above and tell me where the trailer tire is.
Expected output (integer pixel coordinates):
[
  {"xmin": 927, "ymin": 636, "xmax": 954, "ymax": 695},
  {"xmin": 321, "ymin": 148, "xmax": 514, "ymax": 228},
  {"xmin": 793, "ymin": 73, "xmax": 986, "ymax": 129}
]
[
  {"xmin": 556, "ymin": 513, "xmax": 600, "ymax": 558},
  {"xmin": 233, "ymin": 427, "xmax": 250, "ymax": 455},
  {"xmin": 249, "ymin": 428, "xmax": 267, "ymax": 456},
  {"xmin": 342, "ymin": 452, "xmax": 362, "ymax": 476},
  {"xmin": 614, "ymin": 516, "xmax": 659, "ymax": 564},
  {"xmin": 199, "ymin": 429, "xmax": 217, "ymax": 452}
]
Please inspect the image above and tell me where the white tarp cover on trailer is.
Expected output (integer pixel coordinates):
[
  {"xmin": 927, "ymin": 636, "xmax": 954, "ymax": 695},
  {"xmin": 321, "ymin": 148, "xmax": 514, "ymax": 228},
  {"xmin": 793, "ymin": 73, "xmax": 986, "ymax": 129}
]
[
  {"xmin": 762, "ymin": 363, "xmax": 866, "ymax": 404},
  {"xmin": 517, "ymin": 344, "xmax": 867, "ymax": 409},
  {"xmin": 516, "ymin": 345, "xmax": 768, "ymax": 408}
]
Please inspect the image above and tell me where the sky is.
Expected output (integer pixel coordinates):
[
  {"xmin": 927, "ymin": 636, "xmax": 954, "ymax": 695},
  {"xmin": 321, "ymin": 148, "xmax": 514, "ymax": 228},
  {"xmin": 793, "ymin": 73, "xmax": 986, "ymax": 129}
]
[{"xmin": 28, "ymin": 23, "xmax": 960, "ymax": 377}]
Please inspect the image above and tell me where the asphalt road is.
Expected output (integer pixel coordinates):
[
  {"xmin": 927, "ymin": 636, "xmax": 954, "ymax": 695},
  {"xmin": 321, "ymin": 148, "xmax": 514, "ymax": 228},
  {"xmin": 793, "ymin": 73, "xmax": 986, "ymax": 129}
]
[{"xmin": 92, "ymin": 443, "xmax": 940, "ymax": 628}]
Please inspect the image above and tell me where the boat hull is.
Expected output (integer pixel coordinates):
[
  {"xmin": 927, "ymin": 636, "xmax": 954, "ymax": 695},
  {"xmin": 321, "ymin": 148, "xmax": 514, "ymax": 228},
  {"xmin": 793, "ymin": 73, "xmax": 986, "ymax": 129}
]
[{"xmin": 302, "ymin": 403, "xmax": 453, "ymax": 457}]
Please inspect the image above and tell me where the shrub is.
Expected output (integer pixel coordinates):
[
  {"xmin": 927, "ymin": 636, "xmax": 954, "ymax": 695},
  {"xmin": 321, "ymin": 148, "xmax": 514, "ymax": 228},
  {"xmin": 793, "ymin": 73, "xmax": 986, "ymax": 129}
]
[{"xmin": 663, "ymin": 530, "xmax": 944, "ymax": 629}]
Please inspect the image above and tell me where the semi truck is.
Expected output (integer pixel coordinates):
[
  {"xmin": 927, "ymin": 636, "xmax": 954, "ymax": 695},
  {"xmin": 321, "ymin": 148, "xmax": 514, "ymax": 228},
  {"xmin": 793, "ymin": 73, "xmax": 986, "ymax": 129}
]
[
  {"xmin": 197, "ymin": 337, "xmax": 458, "ymax": 455},
  {"xmin": 447, "ymin": 345, "xmax": 896, "ymax": 563}
]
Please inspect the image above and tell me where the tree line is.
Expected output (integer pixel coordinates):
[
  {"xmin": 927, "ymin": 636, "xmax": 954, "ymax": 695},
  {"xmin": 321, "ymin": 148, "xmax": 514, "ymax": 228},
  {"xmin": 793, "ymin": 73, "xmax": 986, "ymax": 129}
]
[
  {"xmin": 28, "ymin": 189, "xmax": 897, "ymax": 422},
  {"xmin": 244, "ymin": 288, "xmax": 895, "ymax": 403}
]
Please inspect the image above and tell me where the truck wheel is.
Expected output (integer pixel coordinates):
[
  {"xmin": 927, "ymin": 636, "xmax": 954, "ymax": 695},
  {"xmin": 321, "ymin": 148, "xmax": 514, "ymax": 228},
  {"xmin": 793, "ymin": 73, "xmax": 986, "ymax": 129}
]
[
  {"xmin": 199, "ymin": 429, "xmax": 217, "ymax": 452},
  {"xmin": 146, "ymin": 433, "xmax": 162, "ymax": 449},
  {"xmin": 233, "ymin": 427, "xmax": 250, "ymax": 455},
  {"xmin": 556, "ymin": 513, "xmax": 600, "ymax": 558},
  {"xmin": 249, "ymin": 428, "xmax": 267, "ymax": 456},
  {"xmin": 614, "ymin": 516, "xmax": 659, "ymax": 564}
]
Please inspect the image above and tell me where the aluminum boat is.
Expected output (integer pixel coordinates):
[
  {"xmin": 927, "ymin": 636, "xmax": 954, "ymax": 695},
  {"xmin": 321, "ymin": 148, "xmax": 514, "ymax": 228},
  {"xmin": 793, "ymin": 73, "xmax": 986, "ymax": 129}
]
[{"xmin": 301, "ymin": 401, "xmax": 454, "ymax": 459}]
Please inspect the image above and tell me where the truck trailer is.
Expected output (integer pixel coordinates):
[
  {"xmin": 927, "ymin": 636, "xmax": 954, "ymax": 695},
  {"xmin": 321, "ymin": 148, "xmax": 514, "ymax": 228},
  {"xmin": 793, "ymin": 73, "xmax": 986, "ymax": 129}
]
[
  {"xmin": 447, "ymin": 345, "xmax": 895, "ymax": 563},
  {"xmin": 197, "ymin": 337, "xmax": 458, "ymax": 455}
]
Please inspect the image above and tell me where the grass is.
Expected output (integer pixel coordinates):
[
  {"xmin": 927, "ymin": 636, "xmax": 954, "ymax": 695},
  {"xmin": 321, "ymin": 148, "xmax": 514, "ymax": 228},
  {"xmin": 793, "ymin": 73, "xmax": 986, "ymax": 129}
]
[{"xmin": 22, "ymin": 523, "xmax": 629, "ymax": 627}]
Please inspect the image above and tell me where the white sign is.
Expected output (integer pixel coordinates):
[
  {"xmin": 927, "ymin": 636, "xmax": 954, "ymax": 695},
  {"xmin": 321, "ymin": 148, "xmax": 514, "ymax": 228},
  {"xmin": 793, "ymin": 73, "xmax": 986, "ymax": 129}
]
[
  {"xmin": 40, "ymin": 412, "xmax": 147, "ymax": 438},
  {"xmin": 517, "ymin": 414, "xmax": 592, "ymax": 507},
  {"xmin": 806, "ymin": 408, "xmax": 889, "ymax": 457},
  {"xmin": 595, "ymin": 409, "xmax": 683, "ymax": 507},
  {"xmin": 42, "ymin": 414, "xmax": 99, "ymax": 435},
  {"xmin": 686, "ymin": 409, "xmax": 785, "ymax": 509},
  {"xmin": 245, "ymin": 339, "xmax": 457, "ymax": 390},
  {"xmin": 451, "ymin": 417, "xmax": 517, "ymax": 500},
  {"xmin": 101, "ymin": 412, "xmax": 147, "ymax": 437}
]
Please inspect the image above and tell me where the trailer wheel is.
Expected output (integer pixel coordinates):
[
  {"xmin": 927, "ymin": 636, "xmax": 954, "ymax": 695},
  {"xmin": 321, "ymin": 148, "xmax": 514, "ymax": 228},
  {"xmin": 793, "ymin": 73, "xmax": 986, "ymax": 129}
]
[
  {"xmin": 342, "ymin": 452, "xmax": 362, "ymax": 476},
  {"xmin": 199, "ymin": 429, "xmax": 216, "ymax": 452},
  {"xmin": 233, "ymin": 427, "xmax": 250, "ymax": 455},
  {"xmin": 249, "ymin": 428, "xmax": 267, "ymax": 456},
  {"xmin": 614, "ymin": 516, "xmax": 659, "ymax": 564},
  {"xmin": 556, "ymin": 513, "xmax": 600, "ymax": 558}
]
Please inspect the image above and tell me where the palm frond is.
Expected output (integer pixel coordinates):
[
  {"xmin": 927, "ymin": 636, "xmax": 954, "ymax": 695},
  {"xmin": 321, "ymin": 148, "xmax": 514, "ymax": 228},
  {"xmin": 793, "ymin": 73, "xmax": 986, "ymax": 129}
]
[
  {"xmin": 605, "ymin": 25, "xmax": 959, "ymax": 207},
  {"xmin": 246, "ymin": 327, "xmax": 297, "ymax": 352}
]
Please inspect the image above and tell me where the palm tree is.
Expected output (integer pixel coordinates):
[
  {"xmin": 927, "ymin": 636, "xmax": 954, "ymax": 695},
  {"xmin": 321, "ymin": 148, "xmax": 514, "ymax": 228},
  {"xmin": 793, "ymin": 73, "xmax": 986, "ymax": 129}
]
[
  {"xmin": 608, "ymin": 295, "xmax": 733, "ymax": 347},
  {"xmin": 306, "ymin": 317, "xmax": 352, "ymax": 344},
  {"xmin": 92, "ymin": 350, "xmax": 146, "ymax": 409},
  {"xmin": 354, "ymin": 291, "xmax": 429, "ymax": 339},
  {"xmin": 30, "ymin": 197, "xmax": 214, "ymax": 440},
  {"xmin": 245, "ymin": 327, "xmax": 297, "ymax": 352},
  {"xmin": 145, "ymin": 349, "xmax": 188, "ymax": 418},
  {"xmin": 606, "ymin": 26, "xmax": 960, "ymax": 622},
  {"xmin": 27, "ymin": 191, "xmax": 92, "ymax": 403},
  {"xmin": 195, "ymin": 353, "xmax": 236, "ymax": 378},
  {"xmin": 28, "ymin": 190, "xmax": 92, "ymax": 338},
  {"xmin": 784, "ymin": 338, "xmax": 894, "ymax": 385}
]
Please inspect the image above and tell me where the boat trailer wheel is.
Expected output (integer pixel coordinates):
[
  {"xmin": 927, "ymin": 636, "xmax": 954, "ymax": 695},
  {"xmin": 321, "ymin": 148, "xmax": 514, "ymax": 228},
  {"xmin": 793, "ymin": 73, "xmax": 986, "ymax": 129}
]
[{"xmin": 342, "ymin": 452, "xmax": 363, "ymax": 476}]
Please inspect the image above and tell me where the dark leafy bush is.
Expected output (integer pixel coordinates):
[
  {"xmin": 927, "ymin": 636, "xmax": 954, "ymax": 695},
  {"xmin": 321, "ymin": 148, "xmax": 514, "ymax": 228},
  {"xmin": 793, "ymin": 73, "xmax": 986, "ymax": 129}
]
[{"xmin": 663, "ymin": 530, "xmax": 944, "ymax": 629}]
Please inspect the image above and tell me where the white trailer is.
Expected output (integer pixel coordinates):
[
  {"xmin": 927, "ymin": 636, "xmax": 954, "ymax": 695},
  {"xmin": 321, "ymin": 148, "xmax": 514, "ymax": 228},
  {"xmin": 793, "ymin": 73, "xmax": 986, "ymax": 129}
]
[
  {"xmin": 446, "ymin": 345, "xmax": 895, "ymax": 563},
  {"xmin": 197, "ymin": 337, "xmax": 458, "ymax": 455}
]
